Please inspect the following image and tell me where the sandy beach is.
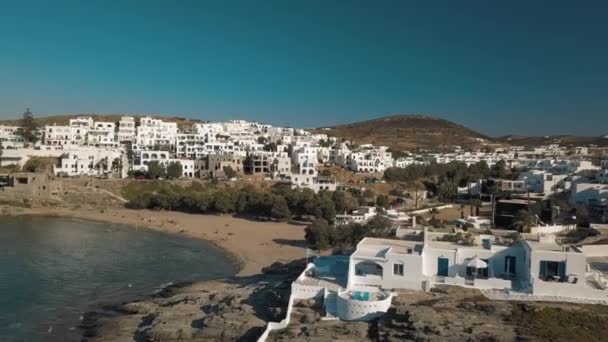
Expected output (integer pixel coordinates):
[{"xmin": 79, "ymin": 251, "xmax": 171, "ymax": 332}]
[{"xmin": 3, "ymin": 206, "xmax": 307, "ymax": 276}]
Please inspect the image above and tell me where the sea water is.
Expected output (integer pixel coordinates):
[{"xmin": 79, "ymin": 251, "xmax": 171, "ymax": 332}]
[{"xmin": 0, "ymin": 216, "xmax": 237, "ymax": 341}]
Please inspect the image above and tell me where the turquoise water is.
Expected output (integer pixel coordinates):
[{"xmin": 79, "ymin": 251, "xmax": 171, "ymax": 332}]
[{"xmin": 0, "ymin": 216, "xmax": 238, "ymax": 341}]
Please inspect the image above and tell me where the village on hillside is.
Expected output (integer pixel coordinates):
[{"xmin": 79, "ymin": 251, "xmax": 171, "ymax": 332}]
[{"xmin": 1, "ymin": 109, "xmax": 608, "ymax": 340}]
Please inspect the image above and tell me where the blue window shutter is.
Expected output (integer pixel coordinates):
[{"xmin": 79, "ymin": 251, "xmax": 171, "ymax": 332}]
[
  {"xmin": 558, "ymin": 261, "xmax": 566, "ymax": 278},
  {"xmin": 540, "ymin": 261, "xmax": 547, "ymax": 278}
]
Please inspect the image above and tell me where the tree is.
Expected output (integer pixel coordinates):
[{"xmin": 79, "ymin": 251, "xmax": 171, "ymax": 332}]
[
  {"xmin": 411, "ymin": 179, "xmax": 425, "ymax": 209},
  {"xmin": 94, "ymin": 157, "xmax": 109, "ymax": 175},
  {"xmin": 304, "ymin": 219, "xmax": 334, "ymax": 251},
  {"xmin": 111, "ymin": 157, "xmax": 122, "ymax": 175},
  {"xmin": 365, "ymin": 216, "xmax": 393, "ymax": 237},
  {"xmin": 166, "ymin": 161, "xmax": 183, "ymax": 179},
  {"xmin": 376, "ymin": 194, "xmax": 390, "ymax": 209},
  {"xmin": 17, "ymin": 108, "xmax": 39, "ymax": 145},
  {"xmin": 437, "ymin": 178, "xmax": 457, "ymax": 202},
  {"xmin": 472, "ymin": 199, "xmax": 482, "ymax": 216},
  {"xmin": 512, "ymin": 210, "xmax": 535, "ymax": 233},
  {"xmin": 315, "ymin": 192, "xmax": 336, "ymax": 223},
  {"xmin": 333, "ymin": 190, "xmax": 358, "ymax": 214},
  {"xmin": 460, "ymin": 204, "xmax": 465, "ymax": 219},
  {"xmin": 490, "ymin": 160, "xmax": 509, "ymax": 179},
  {"xmin": 429, "ymin": 208, "xmax": 440, "ymax": 227},
  {"xmin": 263, "ymin": 142, "xmax": 277, "ymax": 152},
  {"xmin": 576, "ymin": 206, "xmax": 590, "ymax": 228},
  {"xmin": 294, "ymin": 188, "xmax": 316, "ymax": 218},
  {"xmin": 212, "ymin": 189, "xmax": 236, "ymax": 213},
  {"xmin": 223, "ymin": 166, "xmax": 237, "ymax": 179},
  {"xmin": 270, "ymin": 195, "xmax": 291, "ymax": 221},
  {"xmin": 257, "ymin": 136, "xmax": 268, "ymax": 145},
  {"xmin": 146, "ymin": 161, "xmax": 166, "ymax": 179}
]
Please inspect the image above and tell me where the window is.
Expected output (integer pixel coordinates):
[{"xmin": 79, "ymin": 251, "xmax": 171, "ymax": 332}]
[
  {"xmin": 504, "ymin": 255, "xmax": 516, "ymax": 275},
  {"xmin": 393, "ymin": 263, "xmax": 404, "ymax": 276}
]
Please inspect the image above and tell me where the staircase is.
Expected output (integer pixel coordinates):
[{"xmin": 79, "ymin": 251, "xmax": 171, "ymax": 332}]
[{"xmin": 323, "ymin": 290, "xmax": 339, "ymax": 320}]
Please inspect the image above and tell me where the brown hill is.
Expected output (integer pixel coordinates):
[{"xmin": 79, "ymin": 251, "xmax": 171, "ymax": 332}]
[
  {"xmin": 0, "ymin": 114, "xmax": 203, "ymax": 131},
  {"xmin": 496, "ymin": 135, "xmax": 608, "ymax": 148},
  {"xmin": 312, "ymin": 114, "xmax": 489, "ymax": 152}
]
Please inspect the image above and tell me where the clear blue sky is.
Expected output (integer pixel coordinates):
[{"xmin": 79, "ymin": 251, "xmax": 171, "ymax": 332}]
[{"xmin": 0, "ymin": 0, "xmax": 606, "ymax": 136}]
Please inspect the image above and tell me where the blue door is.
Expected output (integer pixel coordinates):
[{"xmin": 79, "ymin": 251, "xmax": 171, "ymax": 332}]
[{"xmin": 438, "ymin": 257, "xmax": 449, "ymax": 277}]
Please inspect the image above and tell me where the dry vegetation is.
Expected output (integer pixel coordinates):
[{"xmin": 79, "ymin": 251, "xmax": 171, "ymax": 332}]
[
  {"xmin": 496, "ymin": 135, "xmax": 608, "ymax": 148},
  {"xmin": 312, "ymin": 114, "xmax": 489, "ymax": 152},
  {"xmin": 0, "ymin": 114, "xmax": 203, "ymax": 131}
]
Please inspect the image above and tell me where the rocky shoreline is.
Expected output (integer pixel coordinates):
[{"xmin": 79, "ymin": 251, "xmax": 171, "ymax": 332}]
[
  {"xmin": 79, "ymin": 260, "xmax": 305, "ymax": 342},
  {"xmin": 80, "ymin": 258, "xmax": 608, "ymax": 342}
]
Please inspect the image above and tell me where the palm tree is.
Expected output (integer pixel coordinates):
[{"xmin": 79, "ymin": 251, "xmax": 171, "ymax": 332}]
[
  {"xmin": 471, "ymin": 199, "xmax": 482, "ymax": 216},
  {"xmin": 429, "ymin": 208, "xmax": 440, "ymax": 227},
  {"xmin": 512, "ymin": 210, "xmax": 535, "ymax": 233},
  {"xmin": 95, "ymin": 157, "xmax": 109, "ymax": 175}
]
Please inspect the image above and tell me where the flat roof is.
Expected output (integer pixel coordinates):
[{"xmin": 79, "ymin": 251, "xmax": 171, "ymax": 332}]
[
  {"xmin": 353, "ymin": 237, "xmax": 422, "ymax": 258},
  {"xmin": 524, "ymin": 239, "xmax": 581, "ymax": 253}
]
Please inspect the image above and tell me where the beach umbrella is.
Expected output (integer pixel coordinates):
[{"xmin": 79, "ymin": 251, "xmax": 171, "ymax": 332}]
[{"xmin": 466, "ymin": 256, "xmax": 488, "ymax": 269}]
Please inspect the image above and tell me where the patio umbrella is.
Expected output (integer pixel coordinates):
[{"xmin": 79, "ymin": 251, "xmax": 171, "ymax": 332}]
[{"xmin": 466, "ymin": 256, "xmax": 488, "ymax": 269}]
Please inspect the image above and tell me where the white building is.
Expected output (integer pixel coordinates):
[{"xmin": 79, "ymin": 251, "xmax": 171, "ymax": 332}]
[
  {"xmin": 290, "ymin": 159, "xmax": 337, "ymax": 192},
  {"xmin": 87, "ymin": 121, "xmax": 117, "ymax": 147},
  {"xmin": 519, "ymin": 170, "xmax": 568, "ymax": 196},
  {"xmin": 335, "ymin": 206, "xmax": 378, "ymax": 226},
  {"xmin": 347, "ymin": 232, "xmax": 607, "ymax": 303},
  {"xmin": 132, "ymin": 151, "xmax": 201, "ymax": 178},
  {"xmin": 339, "ymin": 147, "xmax": 393, "ymax": 173},
  {"xmin": 262, "ymin": 230, "xmax": 606, "ymax": 341},
  {"xmin": 117, "ymin": 116, "xmax": 136, "ymax": 143},
  {"xmin": 54, "ymin": 147, "xmax": 123, "ymax": 177},
  {"xmin": 134, "ymin": 117, "xmax": 178, "ymax": 150},
  {"xmin": 0, "ymin": 125, "xmax": 26, "ymax": 148}
]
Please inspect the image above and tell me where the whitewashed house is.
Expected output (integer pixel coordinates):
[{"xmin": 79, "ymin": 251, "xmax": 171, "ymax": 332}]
[
  {"xmin": 54, "ymin": 147, "xmax": 123, "ymax": 177},
  {"xmin": 0, "ymin": 125, "xmax": 26, "ymax": 148},
  {"xmin": 346, "ymin": 232, "xmax": 607, "ymax": 303},
  {"xmin": 87, "ymin": 121, "xmax": 118, "ymax": 148},
  {"xmin": 134, "ymin": 117, "xmax": 177, "ymax": 150},
  {"xmin": 117, "ymin": 116, "xmax": 136, "ymax": 143},
  {"xmin": 335, "ymin": 206, "xmax": 378, "ymax": 226}
]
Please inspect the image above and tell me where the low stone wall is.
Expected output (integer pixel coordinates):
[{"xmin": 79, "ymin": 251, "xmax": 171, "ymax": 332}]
[
  {"xmin": 532, "ymin": 278, "xmax": 608, "ymax": 301},
  {"xmin": 529, "ymin": 225, "xmax": 572, "ymax": 235}
]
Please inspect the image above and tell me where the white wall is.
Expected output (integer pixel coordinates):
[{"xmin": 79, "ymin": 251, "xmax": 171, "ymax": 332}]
[
  {"xmin": 529, "ymin": 249, "xmax": 587, "ymax": 281},
  {"xmin": 336, "ymin": 290, "xmax": 392, "ymax": 321},
  {"xmin": 581, "ymin": 245, "xmax": 608, "ymax": 257}
]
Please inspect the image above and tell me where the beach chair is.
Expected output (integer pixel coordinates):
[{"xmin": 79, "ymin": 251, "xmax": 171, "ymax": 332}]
[{"xmin": 362, "ymin": 292, "xmax": 370, "ymax": 301}]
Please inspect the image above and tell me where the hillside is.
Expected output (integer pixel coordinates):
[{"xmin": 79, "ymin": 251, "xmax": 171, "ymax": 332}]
[
  {"xmin": 496, "ymin": 135, "xmax": 608, "ymax": 148},
  {"xmin": 313, "ymin": 115, "xmax": 489, "ymax": 152},
  {"xmin": 0, "ymin": 114, "xmax": 203, "ymax": 131}
]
